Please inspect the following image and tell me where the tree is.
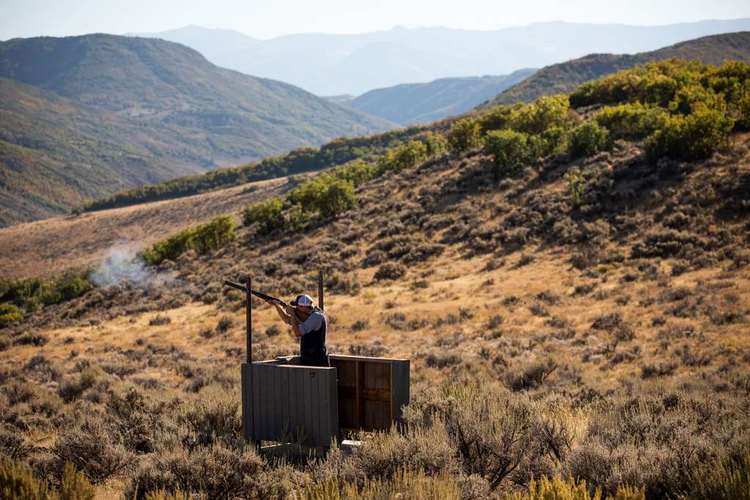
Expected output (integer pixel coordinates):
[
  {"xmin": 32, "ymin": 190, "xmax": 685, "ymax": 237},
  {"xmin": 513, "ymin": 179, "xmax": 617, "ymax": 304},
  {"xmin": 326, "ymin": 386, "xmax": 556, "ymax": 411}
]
[
  {"xmin": 316, "ymin": 178, "xmax": 356, "ymax": 218},
  {"xmin": 646, "ymin": 108, "xmax": 734, "ymax": 162},
  {"xmin": 243, "ymin": 197, "xmax": 284, "ymax": 234},
  {"xmin": 568, "ymin": 121, "xmax": 610, "ymax": 159},
  {"xmin": 447, "ymin": 118, "xmax": 482, "ymax": 153},
  {"xmin": 483, "ymin": 130, "xmax": 534, "ymax": 180}
]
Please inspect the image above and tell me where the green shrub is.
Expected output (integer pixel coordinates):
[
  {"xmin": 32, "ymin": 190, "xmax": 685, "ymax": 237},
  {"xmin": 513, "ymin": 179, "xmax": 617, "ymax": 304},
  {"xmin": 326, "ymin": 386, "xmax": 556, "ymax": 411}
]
[
  {"xmin": 538, "ymin": 125, "xmax": 570, "ymax": 156},
  {"xmin": 376, "ymin": 140, "xmax": 428, "ymax": 174},
  {"xmin": 288, "ymin": 176, "xmax": 356, "ymax": 219},
  {"xmin": 570, "ymin": 60, "xmax": 695, "ymax": 107},
  {"xmin": 510, "ymin": 95, "xmax": 571, "ymax": 135},
  {"xmin": 564, "ymin": 168, "xmax": 586, "ymax": 207},
  {"xmin": 331, "ymin": 159, "xmax": 376, "ymax": 187},
  {"xmin": 595, "ymin": 103, "xmax": 668, "ymax": 140},
  {"xmin": 422, "ymin": 131, "xmax": 449, "ymax": 157},
  {"xmin": 669, "ymin": 83, "xmax": 726, "ymax": 116},
  {"xmin": 484, "ymin": 129, "xmax": 535, "ymax": 179},
  {"xmin": 568, "ymin": 121, "xmax": 610, "ymax": 159},
  {"xmin": 142, "ymin": 215, "xmax": 236, "ymax": 265},
  {"xmin": 734, "ymin": 87, "xmax": 750, "ymax": 131},
  {"xmin": 571, "ymin": 59, "xmax": 750, "ymax": 114},
  {"xmin": 44, "ymin": 273, "xmax": 93, "ymax": 305},
  {"xmin": 243, "ymin": 197, "xmax": 283, "ymax": 233},
  {"xmin": 0, "ymin": 272, "xmax": 92, "ymax": 316},
  {"xmin": 447, "ymin": 118, "xmax": 482, "ymax": 153},
  {"xmin": 645, "ymin": 108, "xmax": 734, "ymax": 162},
  {"xmin": 0, "ymin": 303, "xmax": 23, "ymax": 327},
  {"xmin": 479, "ymin": 104, "xmax": 517, "ymax": 133}
]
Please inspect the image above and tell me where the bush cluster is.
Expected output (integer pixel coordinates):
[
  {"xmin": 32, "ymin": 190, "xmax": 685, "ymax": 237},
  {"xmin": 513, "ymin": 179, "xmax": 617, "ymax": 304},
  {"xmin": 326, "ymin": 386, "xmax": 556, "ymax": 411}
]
[
  {"xmin": 594, "ymin": 103, "xmax": 668, "ymax": 141},
  {"xmin": 142, "ymin": 215, "xmax": 236, "ymax": 265},
  {"xmin": 0, "ymin": 272, "xmax": 93, "ymax": 322},
  {"xmin": 568, "ymin": 121, "xmax": 609, "ymax": 159},
  {"xmin": 484, "ymin": 130, "xmax": 536, "ymax": 179},
  {"xmin": 447, "ymin": 118, "xmax": 482, "ymax": 153},
  {"xmin": 476, "ymin": 95, "xmax": 580, "ymax": 175},
  {"xmin": 80, "ymin": 125, "xmax": 429, "ymax": 212},
  {"xmin": 243, "ymin": 135, "xmax": 442, "ymax": 235},
  {"xmin": 645, "ymin": 108, "xmax": 734, "ymax": 162},
  {"xmin": 570, "ymin": 60, "xmax": 750, "ymax": 161}
]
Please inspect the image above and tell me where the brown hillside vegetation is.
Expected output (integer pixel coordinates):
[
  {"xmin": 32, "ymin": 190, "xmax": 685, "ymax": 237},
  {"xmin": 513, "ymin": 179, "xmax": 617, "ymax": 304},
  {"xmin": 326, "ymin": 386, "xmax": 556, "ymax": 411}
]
[
  {"xmin": 1, "ymin": 61, "xmax": 750, "ymax": 498},
  {"xmin": 0, "ymin": 175, "xmax": 298, "ymax": 279}
]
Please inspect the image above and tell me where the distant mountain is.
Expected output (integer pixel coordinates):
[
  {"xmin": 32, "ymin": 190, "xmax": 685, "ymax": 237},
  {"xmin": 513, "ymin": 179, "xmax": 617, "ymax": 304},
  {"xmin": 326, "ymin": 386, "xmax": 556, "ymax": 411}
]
[
  {"xmin": 139, "ymin": 19, "xmax": 750, "ymax": 95},
  {"xmin": 323, "ymin": 95, "xmax": 356, "ymax": 106},
  {"xmin": 0, "ymin": 34, "xmax": 394, "ymax": 226},
  {"xmin": 489, "ymin": 31, "xmax": 750, "ymax": 105},
  {"xmin": 349, "ymin": 69, "xmax": 535, "ymax": 125}
]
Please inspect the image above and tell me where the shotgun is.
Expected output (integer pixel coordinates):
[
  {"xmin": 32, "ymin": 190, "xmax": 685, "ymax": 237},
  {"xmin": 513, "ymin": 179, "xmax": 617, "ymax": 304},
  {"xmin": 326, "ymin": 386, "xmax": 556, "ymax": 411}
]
[{"xmin": 223, "ymin": 280, "xmax": 288, "ymax": 306}]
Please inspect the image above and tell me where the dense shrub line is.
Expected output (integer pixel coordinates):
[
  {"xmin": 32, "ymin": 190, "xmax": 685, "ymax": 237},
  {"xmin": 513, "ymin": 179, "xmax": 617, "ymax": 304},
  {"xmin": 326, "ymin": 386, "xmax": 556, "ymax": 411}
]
[
  {"xmin": 79, "ymin": 126, "xmax": 431, "ymax": 213},
  {"xmin": 0, "ymin": 272, "xmax": 93, "ymax": 326},
  {"xmin": 469, "ymin": 60, "xmax": 750, "ymax": 174},
  {"xmin": 141, "ymin": 215, "xmax": 236, "ymax": 266},
  {"xmin": 242, "ymin": 137, "xmax": 438, "ymax": 235}
]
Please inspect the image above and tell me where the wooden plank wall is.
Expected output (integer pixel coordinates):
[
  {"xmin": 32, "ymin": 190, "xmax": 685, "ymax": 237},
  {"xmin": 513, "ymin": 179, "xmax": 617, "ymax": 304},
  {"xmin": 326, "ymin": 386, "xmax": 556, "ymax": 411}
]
[
  {"xmin": 243, "ymin": 362, "xmax": 339, "ymax": 448},
  {"xmin": 330, "ymin": 355, "xmax": 410, "ymax": 432}
]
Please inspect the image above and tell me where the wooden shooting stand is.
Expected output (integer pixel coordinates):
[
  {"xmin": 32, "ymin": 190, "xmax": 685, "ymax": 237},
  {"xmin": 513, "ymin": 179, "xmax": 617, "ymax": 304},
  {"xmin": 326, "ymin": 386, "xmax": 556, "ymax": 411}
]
[{"xmin": 227, "ymin": 271, "xmax": 410, "ymax": 450}]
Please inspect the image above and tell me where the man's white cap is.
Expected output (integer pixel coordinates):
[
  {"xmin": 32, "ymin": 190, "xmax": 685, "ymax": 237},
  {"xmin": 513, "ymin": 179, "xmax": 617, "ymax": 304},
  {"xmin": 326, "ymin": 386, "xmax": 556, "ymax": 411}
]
[{"xmin": 291, "ymin": 294, "xmax": 314, "ymax": 307}]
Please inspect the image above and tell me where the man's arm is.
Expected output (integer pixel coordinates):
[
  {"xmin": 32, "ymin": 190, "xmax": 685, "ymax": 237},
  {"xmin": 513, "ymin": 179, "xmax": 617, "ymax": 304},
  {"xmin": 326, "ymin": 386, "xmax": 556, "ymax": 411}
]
[
  {"xmin": 294, "ymin": 311, "xmax": 322, "ymax": 339},
  {"xmin": 271, "ymin": 302, "xmax": 294, "ymax": 325}
]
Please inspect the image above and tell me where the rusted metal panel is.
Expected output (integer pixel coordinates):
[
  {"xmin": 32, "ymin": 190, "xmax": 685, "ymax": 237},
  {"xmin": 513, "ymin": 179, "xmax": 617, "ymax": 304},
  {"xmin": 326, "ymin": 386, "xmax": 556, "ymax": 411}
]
[
  {"xmin": 243, "ymin": 361, "xmax": 338, "ymax": 448},
  {"xmin": 242, "ymin": 355, "xmax": 410, "ymax": 447},
  {"xmin": 390, "ymin": 359, "xmax": 410, "ymax": 425}
]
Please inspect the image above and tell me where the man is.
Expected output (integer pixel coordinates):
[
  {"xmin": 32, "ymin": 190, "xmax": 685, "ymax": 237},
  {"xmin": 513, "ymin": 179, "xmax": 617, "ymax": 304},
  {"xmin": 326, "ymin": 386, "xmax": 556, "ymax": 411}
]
[{"xmin": 268, "ymin": 293, "xmax": 329, "ymax": 367}]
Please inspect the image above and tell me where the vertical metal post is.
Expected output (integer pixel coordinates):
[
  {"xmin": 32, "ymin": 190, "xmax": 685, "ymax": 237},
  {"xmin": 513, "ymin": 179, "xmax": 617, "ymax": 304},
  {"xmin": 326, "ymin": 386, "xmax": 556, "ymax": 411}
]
[
  {"xmin": 318, "ymin": 269, "xmax": 324, "ymax": 311},
  {"xmin": 251, "ymin": 276, "xmax": 253, "ymax": 364},
  {"xmin": 243, "ymin": 275, "xmax": 259, "ymax": 450}
]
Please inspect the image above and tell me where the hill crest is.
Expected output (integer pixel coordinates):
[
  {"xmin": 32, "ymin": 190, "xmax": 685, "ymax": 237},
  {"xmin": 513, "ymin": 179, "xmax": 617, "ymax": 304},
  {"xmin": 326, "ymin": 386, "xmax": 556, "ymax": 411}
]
[
  {"xmin": 0, "ymin": 34, "xmax": 394, "ymax": 226},
  {"xmin": 488, "ymin": 30, "xmax": 750, "ymax": 105}
]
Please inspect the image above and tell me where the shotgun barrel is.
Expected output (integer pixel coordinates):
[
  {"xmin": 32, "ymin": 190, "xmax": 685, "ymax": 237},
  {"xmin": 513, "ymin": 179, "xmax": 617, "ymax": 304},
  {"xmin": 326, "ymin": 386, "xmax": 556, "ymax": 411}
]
[{"xmin": 223, "ymin": 280, "xmax": 287, "ymax": 305}]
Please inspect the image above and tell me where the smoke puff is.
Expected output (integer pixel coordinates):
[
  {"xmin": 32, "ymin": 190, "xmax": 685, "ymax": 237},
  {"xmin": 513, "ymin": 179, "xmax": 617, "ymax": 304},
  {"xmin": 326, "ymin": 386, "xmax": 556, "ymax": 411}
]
[{"xmin": 91, "ymin": 244, "xmax": 173, "ymax": 288}]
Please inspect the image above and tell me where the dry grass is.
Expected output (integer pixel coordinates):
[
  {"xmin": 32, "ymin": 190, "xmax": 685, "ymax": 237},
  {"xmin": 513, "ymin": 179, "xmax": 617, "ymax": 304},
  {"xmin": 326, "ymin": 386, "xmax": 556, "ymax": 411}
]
[
  {"xmin": 0, "ymin": 175, "xmax": 298, "ymax": 279},
  {"xmin": 2, "ymin": 131, "xmax": 750, "ymax": 498}
]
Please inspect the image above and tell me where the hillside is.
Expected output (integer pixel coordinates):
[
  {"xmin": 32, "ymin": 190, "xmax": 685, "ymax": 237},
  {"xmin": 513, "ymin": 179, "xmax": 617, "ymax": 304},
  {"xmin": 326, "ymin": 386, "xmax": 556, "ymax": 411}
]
[
  {"xmin": 349, "ymin": 69, "xmax": 535, "ymax": 124},
  {"xmin": 490, "ymin": 31, "xmax": 750, "ymax": 105},
  {"xmin": 0, "ymin": 34, "xmax": 393, "ymax": 226},
  {"xmin": 140, "ymin": 19, "xmax": 750, "ymax": 95},
  {"xmin": 79, "ymin": 125, "xmax": 437, "ymax": 213},
  {"xmin": 2, "ymin": 61, "xmax": 750, "ymax": 498},
  {"xmin": 0, "ymin": 175, "xmax": 302, "ymax": 279}
]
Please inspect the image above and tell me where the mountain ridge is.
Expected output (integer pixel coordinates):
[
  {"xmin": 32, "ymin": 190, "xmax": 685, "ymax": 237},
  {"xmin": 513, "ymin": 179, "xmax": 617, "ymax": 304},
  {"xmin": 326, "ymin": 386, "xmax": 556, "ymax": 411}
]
[
  {"xmin": 349, "ymin": 69, "xmax": 536, "ymax": 124},
  {"xmin": 0, "ymin": 34, "xmax": 394, "ymax": 227},
  {"xmin": 138, "ymin": 18, "xmax": 750, "ymax": 95},
  {"xmin": 489, "ymin": 31, "xmax": 750, "ymax": 105}
]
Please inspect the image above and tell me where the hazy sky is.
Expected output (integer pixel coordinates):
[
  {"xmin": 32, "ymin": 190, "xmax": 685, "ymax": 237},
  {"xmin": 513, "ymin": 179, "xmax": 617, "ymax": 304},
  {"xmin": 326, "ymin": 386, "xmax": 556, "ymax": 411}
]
[{"xmin": 3, "ymin": 0, "xmax": 750, "ymax": 40}]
